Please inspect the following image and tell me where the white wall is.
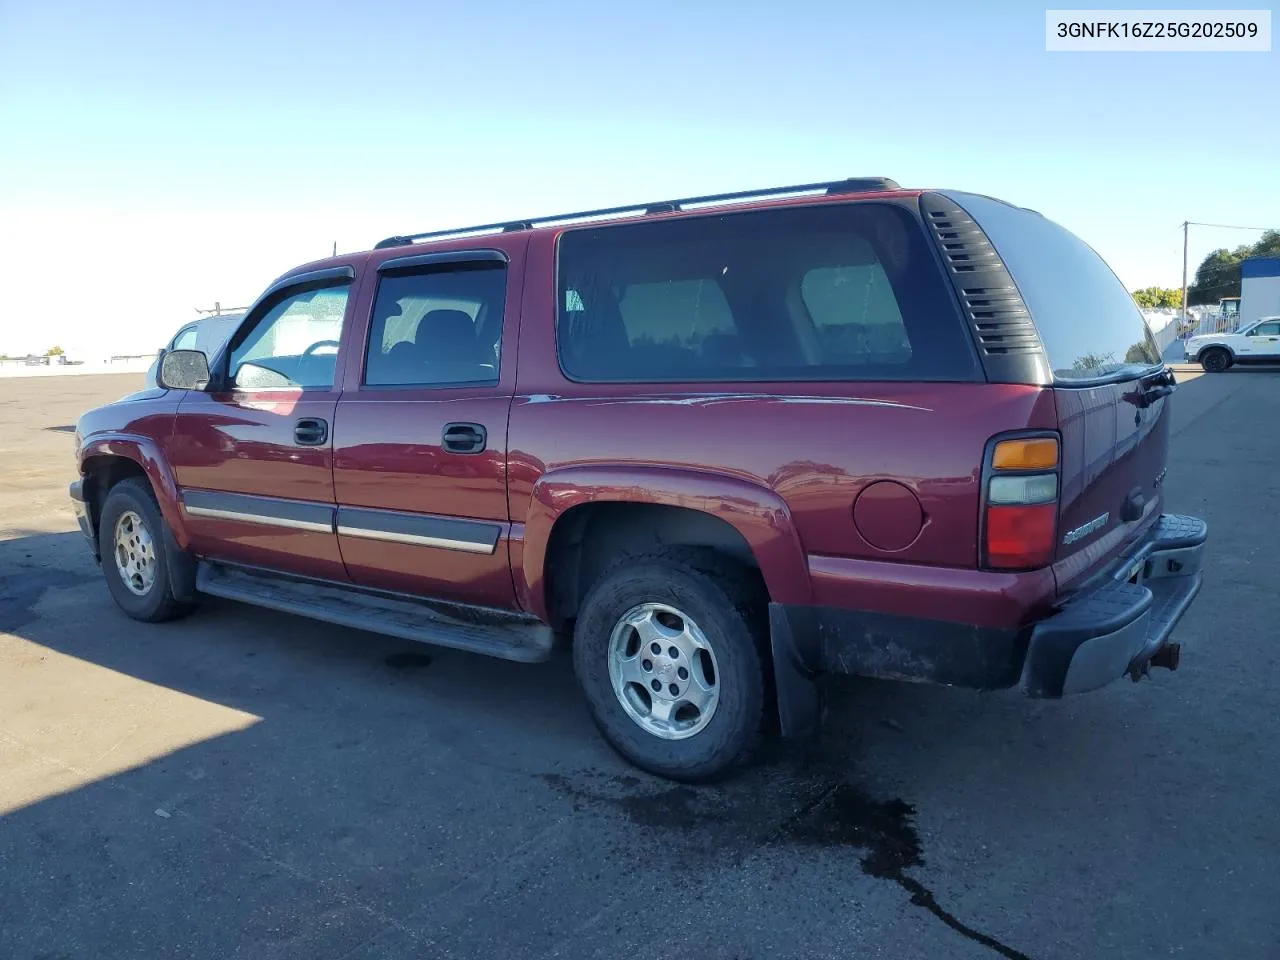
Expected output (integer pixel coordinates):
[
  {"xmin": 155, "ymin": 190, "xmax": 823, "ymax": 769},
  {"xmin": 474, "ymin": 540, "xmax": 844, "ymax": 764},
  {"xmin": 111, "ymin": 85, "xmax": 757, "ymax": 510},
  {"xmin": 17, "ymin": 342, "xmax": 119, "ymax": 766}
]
[
  {"xmin": 0, "ymin": 356, "xmax": 156, "ymax": 379},
  {"xmin": 1241, "ymin": 274, "xmax": 1280, "ymax": 326}
]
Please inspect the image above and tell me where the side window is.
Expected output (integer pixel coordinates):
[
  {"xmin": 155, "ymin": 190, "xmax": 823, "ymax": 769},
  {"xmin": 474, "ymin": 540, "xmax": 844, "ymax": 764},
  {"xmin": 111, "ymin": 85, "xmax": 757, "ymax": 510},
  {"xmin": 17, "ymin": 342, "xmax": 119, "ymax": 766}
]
[
  {"xmin": 230, "ymin": 284, "xmax": 349, "ymax": 390},
  {"xmin": 800, "ymin": 264, "xmax": 911, "ymax": 366},
  {"xmin": 557, "ymin": 203, "xmax": 976, "ymax": 383},
  {"xmin": 615, "ymin": 280, "xmax": 739, "ymax": 370},
  {"xmin": 364, "ymin": 262, "xmax": 506, "ymax": 387},
  {"xmin": 171, "ymin": 325, "xmax": 199, "ymax": 351},
  {"xmin": 1249, "ymin": 322, "xmax": 1280, "ymax": 336}
]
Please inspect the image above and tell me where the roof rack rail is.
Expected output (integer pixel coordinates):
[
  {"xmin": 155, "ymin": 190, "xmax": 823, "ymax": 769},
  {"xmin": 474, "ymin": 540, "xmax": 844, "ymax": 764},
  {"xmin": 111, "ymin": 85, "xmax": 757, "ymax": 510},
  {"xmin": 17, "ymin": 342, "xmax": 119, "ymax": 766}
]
[{"xmin": 372, "ymin": 176, "xmax": 900, "ymax": 250}]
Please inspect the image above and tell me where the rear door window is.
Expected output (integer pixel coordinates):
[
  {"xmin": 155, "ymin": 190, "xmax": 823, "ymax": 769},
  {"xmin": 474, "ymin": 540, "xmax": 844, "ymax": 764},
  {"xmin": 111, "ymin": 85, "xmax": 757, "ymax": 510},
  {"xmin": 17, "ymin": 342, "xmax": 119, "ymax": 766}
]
[
  {"xmin": 364, "ymin": 262, "xmax": 506, "ymax": 387},
  {"xmin": 556, "ymin": 202, "xmax": 979, "ymax": 383},
  {"xmin": 948, "ymin": 192, "xmax": 1161, "ymax": 383}
]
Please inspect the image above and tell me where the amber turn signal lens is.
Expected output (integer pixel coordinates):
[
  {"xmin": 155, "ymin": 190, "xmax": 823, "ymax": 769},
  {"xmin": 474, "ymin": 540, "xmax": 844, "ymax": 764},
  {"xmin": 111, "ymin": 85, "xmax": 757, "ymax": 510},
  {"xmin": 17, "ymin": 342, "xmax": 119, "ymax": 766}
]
[{"xmin": 992, "ymin": 437, "xmax": 1059, "ymax": 470}]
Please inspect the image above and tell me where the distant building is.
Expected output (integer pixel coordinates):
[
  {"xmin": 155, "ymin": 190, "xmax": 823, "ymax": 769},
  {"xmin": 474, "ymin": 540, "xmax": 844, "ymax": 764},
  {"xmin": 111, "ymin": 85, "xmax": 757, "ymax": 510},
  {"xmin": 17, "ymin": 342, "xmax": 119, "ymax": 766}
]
[{"xmin": 1241, "ymin": 257, "xmax": 1280, "ymax": 326}]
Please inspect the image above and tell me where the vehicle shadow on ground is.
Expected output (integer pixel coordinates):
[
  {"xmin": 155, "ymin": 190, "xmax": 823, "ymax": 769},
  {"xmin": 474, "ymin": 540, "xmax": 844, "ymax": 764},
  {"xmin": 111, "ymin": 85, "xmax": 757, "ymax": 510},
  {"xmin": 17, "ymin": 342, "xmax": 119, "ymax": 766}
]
[
  {"xmin": 0, "ymin": 524, "xmax": 1218, "ymax": 960},
  {"xmin": 4, "ymin": 368, "xmax": 1275, "ymax": 959}
]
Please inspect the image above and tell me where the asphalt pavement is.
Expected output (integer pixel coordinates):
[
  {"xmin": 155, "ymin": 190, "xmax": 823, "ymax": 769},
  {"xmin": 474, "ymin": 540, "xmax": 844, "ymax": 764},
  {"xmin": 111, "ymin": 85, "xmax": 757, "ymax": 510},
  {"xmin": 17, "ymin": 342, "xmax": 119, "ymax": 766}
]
[{"xmin": 0, "ymin": 368, "xmax": 1275, "ymax": 960}]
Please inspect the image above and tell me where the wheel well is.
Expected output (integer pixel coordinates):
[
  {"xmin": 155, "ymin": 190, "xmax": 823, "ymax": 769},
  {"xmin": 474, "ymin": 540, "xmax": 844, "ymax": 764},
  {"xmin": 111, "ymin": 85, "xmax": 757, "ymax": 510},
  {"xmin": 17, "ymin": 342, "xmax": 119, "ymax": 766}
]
[
  {"xmin": 543, "ymin": 502, "xmax": 762, "ymax": 629},
  {"xmin": 81, "ymin": 455, "xmax": 149, "ymax": 535}
]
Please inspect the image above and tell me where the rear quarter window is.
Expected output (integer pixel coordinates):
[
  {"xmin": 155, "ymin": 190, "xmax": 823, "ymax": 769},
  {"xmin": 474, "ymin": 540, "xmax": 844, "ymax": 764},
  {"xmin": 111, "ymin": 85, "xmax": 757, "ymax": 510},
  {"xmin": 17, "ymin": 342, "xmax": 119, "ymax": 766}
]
[
  {"xmin": 950, "ymin": 192, "xmax": 1160, "ymax": 383},
  {"xmin": 556, "ymin": 202, "xmax": 979, "ymax": 384}
]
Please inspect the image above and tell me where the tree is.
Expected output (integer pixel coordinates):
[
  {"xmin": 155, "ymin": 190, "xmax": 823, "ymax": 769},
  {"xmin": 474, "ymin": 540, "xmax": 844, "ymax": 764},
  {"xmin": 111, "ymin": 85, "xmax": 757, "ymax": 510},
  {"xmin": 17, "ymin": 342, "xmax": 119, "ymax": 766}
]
[
  {"xmin": 1187, "ymin": 230, "xmax": 1280, "ymax": 306},
  {"xmin": 46, "ymin": 346, "xmax": 64, "ymax": 356},
  {"xmin": 1131, "ymin": 286, "xmax": 1183, "ymax": 309},
  {"xmin": 1252, "ymin": 229, "xmax": 1280, "ymax": 259}
]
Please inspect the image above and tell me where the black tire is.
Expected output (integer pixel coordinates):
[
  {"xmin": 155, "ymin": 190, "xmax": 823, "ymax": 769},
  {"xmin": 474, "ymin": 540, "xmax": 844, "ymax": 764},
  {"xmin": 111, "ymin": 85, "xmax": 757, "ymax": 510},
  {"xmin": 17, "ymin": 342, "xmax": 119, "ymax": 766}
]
[
  {"xmin": 1201, "ymin": 348, "xmax": 1231, "ymax": 373},
  {"xmin": 572, "ymin": 549, "xmax": 768, "ymax": 782},
  {"xmin": 98, "ymin": 477, "xmax": 194, "ymax": 623}
]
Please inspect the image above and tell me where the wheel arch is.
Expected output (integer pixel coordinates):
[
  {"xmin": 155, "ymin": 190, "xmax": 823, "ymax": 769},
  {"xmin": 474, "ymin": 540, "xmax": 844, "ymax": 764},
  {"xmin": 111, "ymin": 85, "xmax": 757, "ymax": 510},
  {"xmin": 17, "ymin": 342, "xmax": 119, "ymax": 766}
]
[
  {"xmin": 1197, "ymin": 343, "xmax": 1235, "ymax": 369},
  {"xmin": 79, "ymin": 435, "xmax": 189, "ymax": 548},
  {"xmin": 518, "ymin": 464, "xmax": 811, "ymax": 626}
]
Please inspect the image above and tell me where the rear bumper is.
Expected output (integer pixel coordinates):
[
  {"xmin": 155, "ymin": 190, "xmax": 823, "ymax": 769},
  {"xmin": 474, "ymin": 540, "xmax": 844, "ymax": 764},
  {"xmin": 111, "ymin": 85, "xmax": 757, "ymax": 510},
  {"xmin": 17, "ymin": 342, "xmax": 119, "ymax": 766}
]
[
  {"xmin": 769, "ymin": 513, "xmax": 1207, "ymax": 734},
  {"xmin": 1020, "ymin": 513, "xmax": 1205, "ymax": 697}
]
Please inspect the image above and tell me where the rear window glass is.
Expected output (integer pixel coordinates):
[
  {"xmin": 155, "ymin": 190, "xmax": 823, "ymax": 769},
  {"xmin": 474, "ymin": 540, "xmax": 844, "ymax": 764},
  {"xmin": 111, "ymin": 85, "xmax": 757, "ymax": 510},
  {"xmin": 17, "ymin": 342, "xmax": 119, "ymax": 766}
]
[
  {"xmin": 950, "ymin": 193, "xmax": 1161, "ymax": 383},
  {"xmin": 556, "ymin": 203, "xmax": 978, "ymax": 383}
]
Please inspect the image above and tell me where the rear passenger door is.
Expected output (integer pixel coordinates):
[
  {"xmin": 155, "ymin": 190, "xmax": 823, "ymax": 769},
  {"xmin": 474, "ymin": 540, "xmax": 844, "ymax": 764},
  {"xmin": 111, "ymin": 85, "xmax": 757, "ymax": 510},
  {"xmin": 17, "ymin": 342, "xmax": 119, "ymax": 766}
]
[{"xmin": 332, "ymin": 243, "xmax": 526, "ymax": 609}]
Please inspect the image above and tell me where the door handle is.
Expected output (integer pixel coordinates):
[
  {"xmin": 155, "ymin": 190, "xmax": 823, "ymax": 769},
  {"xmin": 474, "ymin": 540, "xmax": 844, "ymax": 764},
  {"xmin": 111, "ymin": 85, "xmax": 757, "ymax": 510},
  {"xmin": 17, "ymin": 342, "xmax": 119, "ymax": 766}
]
[
  {"xmin": 442, "ymin": 422, "xmax": 487, "ymax": 454},
  {"xmin": 294, "ymin": 418, "xmax": 328, "ymax": 446}
]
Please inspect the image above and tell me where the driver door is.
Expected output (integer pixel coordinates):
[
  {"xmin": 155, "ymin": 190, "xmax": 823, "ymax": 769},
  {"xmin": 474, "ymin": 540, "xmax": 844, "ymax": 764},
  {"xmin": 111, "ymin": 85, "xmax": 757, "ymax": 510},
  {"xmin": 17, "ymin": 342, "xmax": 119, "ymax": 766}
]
[{"xmin": 167, "ymin": 267, "xmax": 359, "ymax": 581}]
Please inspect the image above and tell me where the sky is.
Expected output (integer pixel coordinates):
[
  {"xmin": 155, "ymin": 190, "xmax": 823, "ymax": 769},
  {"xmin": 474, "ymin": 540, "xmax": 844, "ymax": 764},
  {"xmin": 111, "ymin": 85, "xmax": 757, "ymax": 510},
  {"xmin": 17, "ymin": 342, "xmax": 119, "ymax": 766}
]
[{"xmin": 0, "ymin": 0, "xmax": 1276, "ymax": 356}]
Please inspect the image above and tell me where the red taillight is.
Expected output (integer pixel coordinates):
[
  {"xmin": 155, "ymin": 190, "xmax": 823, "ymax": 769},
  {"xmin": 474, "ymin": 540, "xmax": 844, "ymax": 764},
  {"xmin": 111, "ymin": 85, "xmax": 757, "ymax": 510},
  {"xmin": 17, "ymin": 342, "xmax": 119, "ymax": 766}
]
[
  {"xmin": 983, "ymin": 435, "xmax": 1060, "ymax": 570},
  {"xmin": 986, "ymin": 504, "xmax": 1057, "ymax": 569}
]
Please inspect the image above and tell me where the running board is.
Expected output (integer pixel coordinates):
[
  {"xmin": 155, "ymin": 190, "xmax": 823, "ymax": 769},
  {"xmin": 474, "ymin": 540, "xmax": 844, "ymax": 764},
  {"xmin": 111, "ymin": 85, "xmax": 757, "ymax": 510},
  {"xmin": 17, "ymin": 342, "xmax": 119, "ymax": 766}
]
[{"xmin": 196, "ymin": 562, "xmax": 553, "ymax": 663}]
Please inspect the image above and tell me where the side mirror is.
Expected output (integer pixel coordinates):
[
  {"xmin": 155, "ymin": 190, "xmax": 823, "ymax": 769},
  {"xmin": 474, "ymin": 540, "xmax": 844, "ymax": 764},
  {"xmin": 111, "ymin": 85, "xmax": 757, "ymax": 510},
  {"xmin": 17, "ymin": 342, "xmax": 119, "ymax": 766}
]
[{"xmin": 158, "ymin": 349, "xmax": 211, "ymax": 390}]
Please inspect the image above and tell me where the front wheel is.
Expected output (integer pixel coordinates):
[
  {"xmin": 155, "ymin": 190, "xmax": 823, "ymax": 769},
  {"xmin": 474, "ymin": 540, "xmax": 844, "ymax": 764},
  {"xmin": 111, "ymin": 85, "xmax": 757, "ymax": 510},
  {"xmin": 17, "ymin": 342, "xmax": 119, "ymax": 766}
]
[
  {"xmin": 98, "ymin": 477, "xmax": 194, "ymax": 622},
  {"xmin": 1200, "ymin": 348, "xmax": 1231, "ymax": 373},
  {"xmin": 572, "ymin": 550, "xmax": 767, "ymax": 782}
]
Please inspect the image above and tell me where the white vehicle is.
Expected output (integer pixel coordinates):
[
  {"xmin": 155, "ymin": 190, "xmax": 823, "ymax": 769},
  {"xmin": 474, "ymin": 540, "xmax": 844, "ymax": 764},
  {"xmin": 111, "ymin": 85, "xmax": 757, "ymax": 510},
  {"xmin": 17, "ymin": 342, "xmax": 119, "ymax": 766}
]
[
  {"xmin": 1183, "ymin": 316, "xmax": 1280, "ymax": 373},
  {"xmin": 145, "ymin": 314, "xmax": 244, "ymax": 389}
]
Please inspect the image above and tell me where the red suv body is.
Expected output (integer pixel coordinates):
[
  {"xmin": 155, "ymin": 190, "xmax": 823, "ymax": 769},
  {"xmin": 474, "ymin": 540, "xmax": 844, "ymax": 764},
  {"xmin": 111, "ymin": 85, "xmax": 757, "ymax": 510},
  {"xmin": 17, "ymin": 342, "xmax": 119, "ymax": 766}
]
[{"xmin": 71, "ymin": 178, "xmax": 1206, "ymax": 780}]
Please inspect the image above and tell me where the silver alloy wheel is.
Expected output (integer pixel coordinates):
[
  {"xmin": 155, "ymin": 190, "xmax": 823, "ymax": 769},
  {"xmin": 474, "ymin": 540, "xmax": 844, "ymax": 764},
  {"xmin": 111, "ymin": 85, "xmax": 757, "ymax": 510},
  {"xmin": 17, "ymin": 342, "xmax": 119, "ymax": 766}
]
[
  {"xmin": 607, "ymin": 602, "xmax": 720, "ymax": 740},
  {"xmin": 113, "ymin": 510, "xmax": 157, "ymax": 597}
]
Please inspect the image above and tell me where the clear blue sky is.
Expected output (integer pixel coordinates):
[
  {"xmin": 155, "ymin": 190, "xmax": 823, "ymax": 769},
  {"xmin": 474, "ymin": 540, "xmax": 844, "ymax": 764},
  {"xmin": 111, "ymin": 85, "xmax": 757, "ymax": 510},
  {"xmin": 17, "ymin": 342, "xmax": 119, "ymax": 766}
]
[{"xmin": 1, "ymin": 0, "xmax": 1276, "ymax": 354}]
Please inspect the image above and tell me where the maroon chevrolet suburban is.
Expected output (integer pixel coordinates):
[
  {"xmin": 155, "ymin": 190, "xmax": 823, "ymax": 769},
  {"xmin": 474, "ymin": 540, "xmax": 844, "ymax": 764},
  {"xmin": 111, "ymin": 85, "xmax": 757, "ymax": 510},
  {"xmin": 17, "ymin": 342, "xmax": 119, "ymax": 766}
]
[{"xmin": 71, "ymin": 178, "xmax": 1206, "ymax": 780}]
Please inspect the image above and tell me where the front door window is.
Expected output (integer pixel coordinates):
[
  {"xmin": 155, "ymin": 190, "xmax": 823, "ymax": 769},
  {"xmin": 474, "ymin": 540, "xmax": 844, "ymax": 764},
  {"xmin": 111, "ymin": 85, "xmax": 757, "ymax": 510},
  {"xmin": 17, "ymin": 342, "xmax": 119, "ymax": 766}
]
[{"xmin": 230, "ymin": 285, "xmax": 350, "ymax": 390}]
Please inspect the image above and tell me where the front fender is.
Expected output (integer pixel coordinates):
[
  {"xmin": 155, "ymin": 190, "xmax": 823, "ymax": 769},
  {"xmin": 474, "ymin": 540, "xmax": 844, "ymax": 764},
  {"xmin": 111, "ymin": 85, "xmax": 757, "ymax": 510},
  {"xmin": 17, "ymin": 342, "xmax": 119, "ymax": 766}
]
[
  {"xmin": 518, "ymin": 464, "xmax": 811, "ymax": 620},
  {"xmin": 80, "ymin": 433, "xmax": 189, "ymax": 548}
]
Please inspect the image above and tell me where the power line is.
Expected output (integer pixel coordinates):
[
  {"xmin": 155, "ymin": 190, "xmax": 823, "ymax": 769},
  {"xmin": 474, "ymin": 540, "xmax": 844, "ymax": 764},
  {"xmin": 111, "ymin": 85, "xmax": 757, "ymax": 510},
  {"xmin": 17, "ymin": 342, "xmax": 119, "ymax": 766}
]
[
  {"xmin": 1180, "ymin": 219, "xmax": 1278, "ymax": 315},
  {"xmin": 1185, "ymin": 221, "xmax": 1276, "ymax": 232}
]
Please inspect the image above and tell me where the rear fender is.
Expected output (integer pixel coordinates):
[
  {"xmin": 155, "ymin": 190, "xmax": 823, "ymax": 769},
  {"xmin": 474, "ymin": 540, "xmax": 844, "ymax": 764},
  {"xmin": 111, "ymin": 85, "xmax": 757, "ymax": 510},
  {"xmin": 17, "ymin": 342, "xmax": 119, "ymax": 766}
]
[{"xmin": 519, "ymin": 464, "xmax": 811, "ymax": 621}]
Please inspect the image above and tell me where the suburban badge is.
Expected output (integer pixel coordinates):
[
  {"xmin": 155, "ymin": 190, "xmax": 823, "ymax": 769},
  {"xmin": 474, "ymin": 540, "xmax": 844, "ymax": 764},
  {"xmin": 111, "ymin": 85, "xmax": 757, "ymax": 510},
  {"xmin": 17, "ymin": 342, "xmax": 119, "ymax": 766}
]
[{"xmin": 1063, "ymin": 512, "xmax": 1110, "ymax": 545}]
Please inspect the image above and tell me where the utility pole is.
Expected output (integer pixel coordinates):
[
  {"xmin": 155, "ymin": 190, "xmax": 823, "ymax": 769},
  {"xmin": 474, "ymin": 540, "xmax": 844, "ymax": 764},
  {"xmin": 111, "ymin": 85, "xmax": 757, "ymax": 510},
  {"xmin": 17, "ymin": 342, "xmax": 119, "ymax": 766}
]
[
  {"xmin": 1181, "ymin": 221, "xmax": 1189, "ymax": 323},
  {"xmin": 332, "ymin": 241, "xmax": 337, "ymax": 257}
]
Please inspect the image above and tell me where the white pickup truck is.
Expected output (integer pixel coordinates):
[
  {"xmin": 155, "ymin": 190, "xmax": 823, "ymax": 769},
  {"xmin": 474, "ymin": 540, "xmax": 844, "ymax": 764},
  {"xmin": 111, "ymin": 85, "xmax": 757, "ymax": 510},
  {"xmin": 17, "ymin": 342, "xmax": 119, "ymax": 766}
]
[{"xmin": 1184, "ymin": 317, "xmax": 1280, "ymax": 372}]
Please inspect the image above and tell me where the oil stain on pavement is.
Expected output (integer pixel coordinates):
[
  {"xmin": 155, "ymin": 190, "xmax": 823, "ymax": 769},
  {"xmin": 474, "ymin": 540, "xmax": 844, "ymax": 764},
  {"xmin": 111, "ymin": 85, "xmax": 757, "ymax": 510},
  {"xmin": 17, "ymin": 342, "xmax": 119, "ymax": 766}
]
[{"xmin": 540, "ymin": 767, "xmax": 1032, "ymax": 960}]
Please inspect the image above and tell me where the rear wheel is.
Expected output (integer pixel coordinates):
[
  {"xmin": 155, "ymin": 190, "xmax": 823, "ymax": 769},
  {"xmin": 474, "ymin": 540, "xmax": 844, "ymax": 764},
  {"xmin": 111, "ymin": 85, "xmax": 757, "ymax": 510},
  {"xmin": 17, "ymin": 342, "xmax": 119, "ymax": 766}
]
[
  {"xmin": 98, "ymin": 477, "xmax": 194, "ymax": 622},
  {"xmin": 1200, "ymin": 347, "xmax": 1231, "ymax": 373},
  {"xmin": 572, "ymin": 550, "xmax": 767, "ymax": 782}
]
